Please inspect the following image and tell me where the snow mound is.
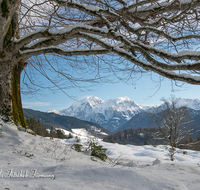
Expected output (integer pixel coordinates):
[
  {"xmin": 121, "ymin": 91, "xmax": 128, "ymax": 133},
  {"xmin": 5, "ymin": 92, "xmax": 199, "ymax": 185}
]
[{"xmin": 153, "ymin": 158, "xmax": 162, "ymax": 165}]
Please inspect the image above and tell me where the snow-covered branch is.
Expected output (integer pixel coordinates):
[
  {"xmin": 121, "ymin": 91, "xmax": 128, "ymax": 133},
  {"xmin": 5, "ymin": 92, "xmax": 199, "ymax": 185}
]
[
  {"xmin": 14, "ymin": 23, "xmax": 109, "ymax": 50},
  {"xmin": 79, "ymin": 32, "xmax": 200, "ymax": 84},
  {"xmin": 2, "ymin": 0, "xmax": 200, "ymax": 98},
  {"xmin": 20, "ymin": 46, "xmax": 110, "ymax": 59}
]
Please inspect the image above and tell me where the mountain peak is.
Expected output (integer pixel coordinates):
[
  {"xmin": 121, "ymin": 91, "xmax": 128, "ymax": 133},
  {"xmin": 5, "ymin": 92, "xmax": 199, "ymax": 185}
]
[
  {"xmin": 86, "ymin": 95, "xmax": 104, "ymax": 103},
  {"xmin": 58, "ymin": 96, "xmax": 146, "ymax": 132},
  {"xmin": 109, "ymin": 96, "xmax": 132, "ymax": 103},
  {"xmin": 47, "ymin": 96, "xmax": 200, "ymax": 132},
  {"xmin": 47, "ymin": 109, "xmax": 60, "ymax": 114},
  {"xmin": 75, "ymin": 96, "xmax": 104, "ymax": 108}
]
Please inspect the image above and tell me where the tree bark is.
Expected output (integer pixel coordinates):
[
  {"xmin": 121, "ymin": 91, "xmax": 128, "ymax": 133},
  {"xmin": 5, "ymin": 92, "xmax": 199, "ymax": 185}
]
[
  {"xmin": 0, "ymin": 60, "xmax": 26, "ymax": 127},
  {"xmin": 0, "ymin": 61, "xmax": 13, "ymax": 122},
  {"xmin": 0, "ymin": 0, "xmax": 26, "ymax": 127},
  {"xmin": 11, "ymin": 61, "xmax": 26, "ymax": 127}
]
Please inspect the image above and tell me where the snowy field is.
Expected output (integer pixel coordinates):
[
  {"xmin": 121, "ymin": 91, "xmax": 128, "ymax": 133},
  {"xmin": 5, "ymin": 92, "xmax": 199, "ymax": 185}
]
[{"xmin": 0, "ymin": 122, "xmax": 200, "ymax": 190}]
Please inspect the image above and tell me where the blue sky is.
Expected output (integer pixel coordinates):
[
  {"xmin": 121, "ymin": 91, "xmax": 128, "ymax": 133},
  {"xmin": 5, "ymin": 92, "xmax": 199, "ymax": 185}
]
[{"xmin": 21, "ymin": 71, "xmax": 200, "ymax": 112}]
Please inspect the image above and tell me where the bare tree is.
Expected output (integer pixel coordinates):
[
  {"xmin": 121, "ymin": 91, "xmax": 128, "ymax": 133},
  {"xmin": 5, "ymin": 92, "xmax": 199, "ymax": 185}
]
[
  {"xmin": 1, "ymin": 0, "xmax": 200, "ymax": 126},
  {"xmin": 151, "ymin": 96, "xmax": 194, "ymax": 160}
]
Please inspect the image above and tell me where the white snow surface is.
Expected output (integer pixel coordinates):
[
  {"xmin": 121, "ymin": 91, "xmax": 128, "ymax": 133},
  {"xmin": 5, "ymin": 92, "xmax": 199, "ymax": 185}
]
[{"xmin": 1, "ymin": 121, "xmax": 200, "ymax": 190}]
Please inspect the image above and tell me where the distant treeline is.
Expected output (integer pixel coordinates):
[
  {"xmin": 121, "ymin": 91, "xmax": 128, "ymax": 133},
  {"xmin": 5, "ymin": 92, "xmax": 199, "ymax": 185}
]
[
  {"xmin": 103, "ymin": 128, "xmax": 196, "ymax": 146},
  {"xmin": 26, "ymin": 117, "xmax": 71, "ymax": 139}
]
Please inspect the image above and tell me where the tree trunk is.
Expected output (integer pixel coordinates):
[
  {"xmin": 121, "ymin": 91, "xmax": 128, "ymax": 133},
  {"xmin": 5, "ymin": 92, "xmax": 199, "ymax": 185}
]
[
  {"xmin": 0, "ymin": 61, "xmax": 26, "ymax": 127},
  {"xmin": 0, "ymin": 61, "xmax": 13, "ymax": 122},
  {"xmin": 11, "ymin": 61, "xmax": 26, "ymax": 127}
]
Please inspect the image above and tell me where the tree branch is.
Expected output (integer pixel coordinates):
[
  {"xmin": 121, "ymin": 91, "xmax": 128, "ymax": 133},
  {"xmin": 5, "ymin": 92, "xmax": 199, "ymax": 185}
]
[{"xmin": 20, "ymin": 46, "xmax": 110, "ymax": 59}]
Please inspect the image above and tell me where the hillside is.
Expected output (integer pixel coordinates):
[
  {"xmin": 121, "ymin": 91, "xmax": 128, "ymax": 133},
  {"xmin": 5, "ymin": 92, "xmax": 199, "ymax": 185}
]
[
  {"xmin": 118, "ymin": 108, "xmax": 200, "ymax": 133},
  {"xmin": 105, "ymin": 107, "xmax": 200, "ymax": 146},
  {"xmin": 1, "ymin": 120, "xmax": 200, "ymax": 189},
  {"xmin": 23, "ymin": 108, "xmax": 112, "ymax": 138},
  {"xmin": 117, "ymin": 112, "xmax": 154, "ymax": 131},
  {"xmin": 103, "ymin": 128, "xmax": 161, "ymax": 145}
]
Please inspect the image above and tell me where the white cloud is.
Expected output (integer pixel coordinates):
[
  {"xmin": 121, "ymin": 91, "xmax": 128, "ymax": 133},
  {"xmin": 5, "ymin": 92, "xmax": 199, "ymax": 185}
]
[{"xmin": 22, "ymin": 101, "xmax": 51, "ymax": 108}]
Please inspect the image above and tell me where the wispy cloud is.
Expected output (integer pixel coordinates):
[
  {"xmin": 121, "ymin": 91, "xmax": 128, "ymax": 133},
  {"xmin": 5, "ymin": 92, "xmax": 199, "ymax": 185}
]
[{"xmin": 22, "ymin": 101, "xmax": 51, "ymax": 108}]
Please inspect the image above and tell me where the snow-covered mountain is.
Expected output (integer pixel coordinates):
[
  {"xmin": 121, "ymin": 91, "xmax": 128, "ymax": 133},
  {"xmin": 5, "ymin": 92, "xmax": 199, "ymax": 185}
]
[
  {"xmin": 46, "ymin": 109, "xmax": 60, "ymax": 115},
  {"xmin": 47, "ymin": 97, "xmax": 200, "ymax": 132},
  {"xmin": 47, "ymin": 96, "xmax": 150, "ymax": 132},
  {"xmin": 155, "ymin": 98, "xmax": 200, "ymax": 113},
  {"xmin": 174, "ymin": 98, "xmax": 200, "ymax": 110}
]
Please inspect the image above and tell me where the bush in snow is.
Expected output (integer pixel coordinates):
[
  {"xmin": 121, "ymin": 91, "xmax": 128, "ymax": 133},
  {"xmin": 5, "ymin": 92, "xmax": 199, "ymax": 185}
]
[
  {"xmin": 56, "ymin": 129, "xmax": 66, "ymax": 139},
  {"xmin": 73, "ymin": 144, "xmax": 83, "ymax": 152},
  {"xmin": 88, "ymin": 140, "xmax": 107, "ymax": 161},
  {"xmin": 75, "ymin": 136, "xmax": 81, "ymax": 143},
  {"xmin": 67, "ymin": 133, "xmax": 73, "ymax": 139}
]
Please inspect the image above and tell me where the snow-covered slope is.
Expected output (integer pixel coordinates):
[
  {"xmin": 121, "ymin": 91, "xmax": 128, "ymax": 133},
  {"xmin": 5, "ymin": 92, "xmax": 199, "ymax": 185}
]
[
  {"xmin": 49, "ymin": 96, "xmax": 150, "ymax": 132},
  {"xmin": 176, "ymin": 98, "xmax": 200, "ymax": 110},
  {"xmin": 155, "ymin": 98, "xmax": 200, "ymax": 113},
  {"xmin": 1, "ymin": 121, "xmax": 200, "ymax": 190}
]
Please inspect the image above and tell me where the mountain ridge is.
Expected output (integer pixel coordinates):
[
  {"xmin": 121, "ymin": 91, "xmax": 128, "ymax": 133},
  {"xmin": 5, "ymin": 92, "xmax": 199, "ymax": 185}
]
[
  {"xmin": 47, "ymin": 96, "xmax": 150, "ymax": 132},
  {"xmin": 47, "ymin": 96, "xmax": 200, "ymax": 132},
  {"xmin": 23, "ymin": 108, "xmax": 112, "ymax": 138}
]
